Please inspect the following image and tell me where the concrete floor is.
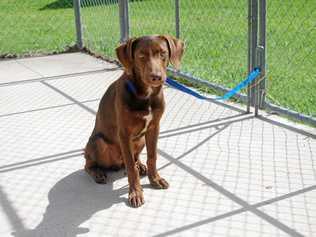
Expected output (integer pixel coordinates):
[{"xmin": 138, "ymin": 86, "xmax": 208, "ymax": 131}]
[{"xmin": 0, "ymin": 52, "xmax": 315, "ymax": 237}]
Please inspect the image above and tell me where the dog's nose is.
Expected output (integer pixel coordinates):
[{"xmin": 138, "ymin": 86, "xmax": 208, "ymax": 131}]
[{"xmin": 150, "ymin": 73, "xmax": 162, "ymax": 81}]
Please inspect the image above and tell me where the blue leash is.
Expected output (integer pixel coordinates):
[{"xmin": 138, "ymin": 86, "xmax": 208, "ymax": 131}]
[{"xmin": 166, "ymin": 67, "xmax": 261, "ymax": 101}]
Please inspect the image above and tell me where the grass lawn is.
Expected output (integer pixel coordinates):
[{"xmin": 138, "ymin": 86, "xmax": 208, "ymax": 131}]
[
  {"xmin": 1, "ymin": 0, "xmax": 315, "ymax": 117},
  {"xmin": 0, "ymin": 0, "xmax": 75, "ymax": 55}
]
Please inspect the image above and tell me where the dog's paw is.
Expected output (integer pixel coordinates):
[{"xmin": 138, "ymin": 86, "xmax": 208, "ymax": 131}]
[
  {"xmin": 128, "ymin": 189, "xmax": 144, "ymax": 208},
  {"xmin": 137, "ymin": 162, "xmax": 147, "ymax": 176},
  {"xmin": 149, "ymin": 176, "xmax": 169, "ymax": 189},
  {"xmin": 91, "ymin": 167, "xmax": 107, "ymax": 184}
]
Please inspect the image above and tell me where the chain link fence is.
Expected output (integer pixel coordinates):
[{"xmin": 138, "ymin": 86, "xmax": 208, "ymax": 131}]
[
  {"xmin": 0, "ymin": 0, "xmax": 315, "ymax": 125},
  {"xmin": 80, "ymin": 0, "xmax": 120, "ymax": 59},
  {"xmin": 81, "ymin": 0, "xmax": 249, "ymax": 99},
  {"xmin": 265, "ymin": 0, "xmax": 316, "ymax": 118},
  {"xmin": 78, "ymin": 0, "xmax": 316, "ymax": 125}
]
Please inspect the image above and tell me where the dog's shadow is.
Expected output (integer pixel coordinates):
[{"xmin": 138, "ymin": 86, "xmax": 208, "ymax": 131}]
[{"xmin": 13, "ymin": 170, "xmax": 129, "ymax": 237}]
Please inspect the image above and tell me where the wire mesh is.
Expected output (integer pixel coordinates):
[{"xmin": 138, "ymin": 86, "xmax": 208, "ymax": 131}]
[
  {"xmin": 179, "ymin": 0, "xmax": 248, "ymax": 92},
  {"xmin": 78, "ymin": 0, "xmax": 316, "ymax": 123},
  {"xmin": 0, "ymin": 0, "xmax": 76, "ymax": 57},
  {"xmin": 80, "ymin": 0, "xmax": 120, "ymax": 59},
  {"xmin": 1, "ymin": 0, "xmax": 315, "ymax": 122},
  {"xmin": 80, "ymin": 0, "xmax": 249, "ymax": 101},
  {"xmin": 129, "ymin": 0, "xmax": 175, "ymax": 37},
  {"xmin": 265, "ymin": 1, "xmax": 316, "ymax": 117}
]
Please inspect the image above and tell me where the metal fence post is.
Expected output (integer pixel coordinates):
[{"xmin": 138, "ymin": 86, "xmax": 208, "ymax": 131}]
[
  {"xmin": 247, "ymin": 0, "xmax": 252, "ymax": 113},
  {"xmin": 73, "ymin": 0, "xmax": 83, "ymax": 49},
  {"xmin": 119, "ymin": 0, "xmax": 130, "ymax": 43},
  {"xmin": 175, "ymin": 0, "xmax": 180, "ymax": 38},
  {"xmin": 255, "ymin": 46, "xmax": 264, "ymax": 116},
  {"xmin": 258, "ymin": 0, "xmax": 266, "ymax": 109},
  {"xmin": 248, "ymin": 0, "xmax": 258, "ymax": 111}
]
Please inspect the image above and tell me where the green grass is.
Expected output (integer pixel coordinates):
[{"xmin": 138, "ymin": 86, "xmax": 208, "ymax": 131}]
[
  {"xmin": 1, "ymin": 0, "xmax": 315, "ymax": 117},
  {"xmin": 0, "ymin": 0, "xmax": 75, "ymax": 55}
]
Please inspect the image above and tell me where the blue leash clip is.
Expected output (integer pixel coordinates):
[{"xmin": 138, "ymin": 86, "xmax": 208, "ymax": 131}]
[{"xmin": 166, "ymin": 68, "xmax": 261, "ymax": 101}]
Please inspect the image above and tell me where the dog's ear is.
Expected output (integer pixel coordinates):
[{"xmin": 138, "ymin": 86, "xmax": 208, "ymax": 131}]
[
  {"xmin": 116, "ymin": 38, "xmax": 136, "ymax": 75},
  {"xmin": 160, "ymin": 35, "xmax": 185, "ymax": 70}
]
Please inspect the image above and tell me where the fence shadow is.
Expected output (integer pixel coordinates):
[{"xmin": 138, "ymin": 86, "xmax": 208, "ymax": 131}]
[
  {"xmin": 40, "ymin": 0, "xmax": 145, "ymax": 10},
  {"xmin": 12, "ymin": 170, "xmax": 128, "ymax": 237},
  {"xmin": 258, "ymin": 115, "xmax": 316, "ymax": 139},
  {"xmin": 40, "ymin": 0, "xmax": 73, "ymax": 10},
  {"xmin": 40, "ymin": 0, "xmax": 113, "ymax": 10}
]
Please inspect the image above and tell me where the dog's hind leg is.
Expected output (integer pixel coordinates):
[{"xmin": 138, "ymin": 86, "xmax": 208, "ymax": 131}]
[
  {"xmin": 84, "ymin": 132, "xmax": 125, "ymax": 183},
  {"xmin": 84, "ymin": 136, "xmax": 108, "ymax": 184}
]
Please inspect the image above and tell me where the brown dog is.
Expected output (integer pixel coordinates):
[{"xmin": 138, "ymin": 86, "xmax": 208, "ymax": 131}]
[{"xmin": 84, "ymin": 35, "xmax": 184, "ymax": 207}]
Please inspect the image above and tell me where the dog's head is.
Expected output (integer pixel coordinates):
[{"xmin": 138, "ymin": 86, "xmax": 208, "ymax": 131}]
[{"xmin": 116, "ymin": 35, "xmax": 184, "ymax": 87}]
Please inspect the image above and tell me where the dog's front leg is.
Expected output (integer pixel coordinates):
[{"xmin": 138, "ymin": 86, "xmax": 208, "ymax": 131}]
[
  {"xmin": 146, "ymin": 125, "xmax": 169, "ymax": 189},
  {"xmin": 119, "ymin": 131, "xmax": 144, "ymax": 207}
]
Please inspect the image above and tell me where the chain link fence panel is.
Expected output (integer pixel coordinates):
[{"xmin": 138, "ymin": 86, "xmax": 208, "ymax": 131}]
[
  {"xmin": 80, "ymin": 0, "xmax": 120, "ymax": 59},
  {"xmin": 179, "ymin": 0, "xmax": 248, "ymax": 96},
  {"xmin": 129, "ymin": 0, "xmax": 175, "ymax": 37},
  {"xmin": 80, "ymin": 0, "xmax": 249, "ymax": 102},
  {"xmin": 265, "ymin": 1, "xmax": 315, "ymax": 117},
  {"xmin": 79, "ymin": 0, "xmax": 315, "ymax": 124},
  {"xmin": 1, "ymin": 0, "xmax": 315, "ymax": 123}
]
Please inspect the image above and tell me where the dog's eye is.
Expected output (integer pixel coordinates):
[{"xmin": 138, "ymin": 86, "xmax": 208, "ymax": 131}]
[{"xmin": 138, "ymin": 54, "xmax": 145, "ymax": 59}]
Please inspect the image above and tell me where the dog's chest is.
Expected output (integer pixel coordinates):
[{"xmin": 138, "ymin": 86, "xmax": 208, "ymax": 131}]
[{"xmin": 139, "ymin": 107, "xmax": 153, "ymax": 134}]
